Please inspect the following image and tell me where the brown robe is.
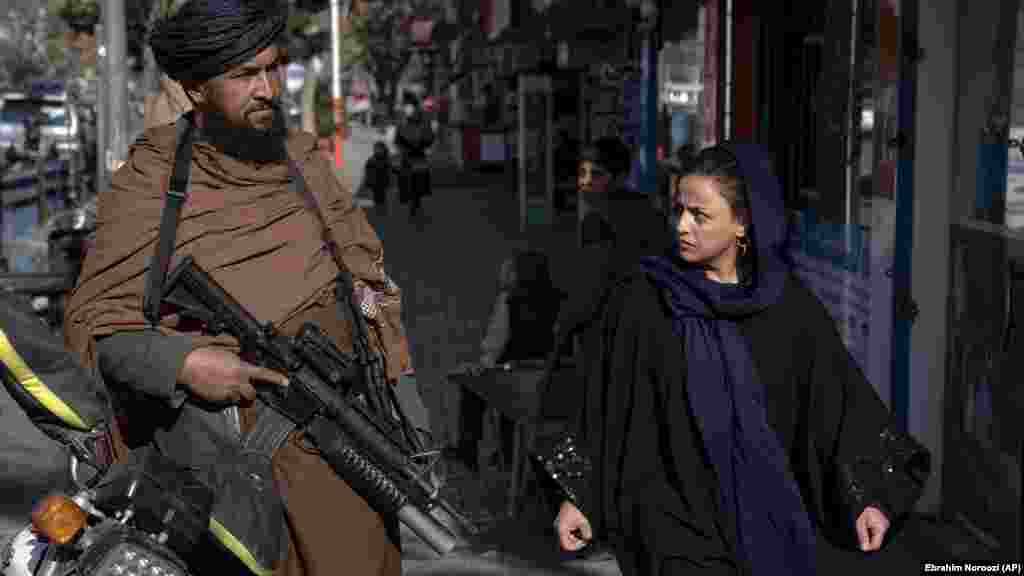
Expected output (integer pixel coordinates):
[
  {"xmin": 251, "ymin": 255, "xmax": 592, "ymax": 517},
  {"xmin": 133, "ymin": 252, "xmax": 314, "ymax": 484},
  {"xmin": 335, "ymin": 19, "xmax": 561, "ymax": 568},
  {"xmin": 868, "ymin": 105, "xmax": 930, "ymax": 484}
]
[
  {"xmin": 143, "ymin": 75, "xmax": 193, "ymax": 129},
  {"xmin": 65, "ymin": 122, "xmax": 412, "ymax": 575}
]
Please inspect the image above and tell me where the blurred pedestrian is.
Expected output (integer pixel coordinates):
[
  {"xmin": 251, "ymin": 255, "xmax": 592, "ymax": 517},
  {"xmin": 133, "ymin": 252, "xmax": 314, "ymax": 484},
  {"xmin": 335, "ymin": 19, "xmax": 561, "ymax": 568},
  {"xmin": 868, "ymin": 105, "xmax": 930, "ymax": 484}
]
[
  {"xmin": 363, "ymin": 141, "xmax": 394, "ymax": 209},
  {"xmin": 537, "ymin": 137, "xmax": 673, "ymax": 432},
  {"xmin": 396, "ymin": 99, "xmax": 434, "ymax": 218},
  {"xmin": 453, "ymin": 250, "xmax": 566, "ymax": 469},
  {"xmin": 577, "ymin": 136, "xmax": 632, "ymax": 245}
]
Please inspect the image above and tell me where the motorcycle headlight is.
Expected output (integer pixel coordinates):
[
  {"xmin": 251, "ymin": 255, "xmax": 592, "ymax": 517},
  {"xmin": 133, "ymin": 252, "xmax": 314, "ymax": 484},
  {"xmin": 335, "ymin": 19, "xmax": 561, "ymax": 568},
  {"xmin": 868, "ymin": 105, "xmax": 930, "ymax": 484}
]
[{"xmin": 85, "ymin": 538, "xmax": 189, "ymax": 576}]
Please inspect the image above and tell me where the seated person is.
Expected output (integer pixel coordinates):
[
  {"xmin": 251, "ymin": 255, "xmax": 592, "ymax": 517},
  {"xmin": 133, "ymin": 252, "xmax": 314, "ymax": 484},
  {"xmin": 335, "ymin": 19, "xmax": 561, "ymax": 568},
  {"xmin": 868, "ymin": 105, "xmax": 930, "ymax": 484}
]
[
  {"xmin": 475, "ymin": 250, "xmax": 566, "ymax": 369},
  {"xmin": 452, "ymin": 250, "xmax": 566, "ymax": 469}
]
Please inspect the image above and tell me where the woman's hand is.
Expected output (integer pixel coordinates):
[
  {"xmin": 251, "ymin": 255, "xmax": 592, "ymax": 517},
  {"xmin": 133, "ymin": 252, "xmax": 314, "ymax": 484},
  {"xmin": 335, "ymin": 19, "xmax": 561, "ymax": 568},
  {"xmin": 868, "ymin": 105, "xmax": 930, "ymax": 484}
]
[
  {"xmin": 855, "ymin": 506, "xmax": 890, "ymax": 552},
  {"xmin": 555, "ymin": 501, "xmax": 592, "ymax": 552}
]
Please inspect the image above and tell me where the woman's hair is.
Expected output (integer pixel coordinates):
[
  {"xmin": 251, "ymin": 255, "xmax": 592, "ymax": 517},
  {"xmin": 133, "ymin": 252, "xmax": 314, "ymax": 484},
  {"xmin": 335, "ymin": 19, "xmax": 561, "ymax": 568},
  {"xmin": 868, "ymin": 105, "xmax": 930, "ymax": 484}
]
[
  {"xmin": 580, "ymin": 136, "xmax": 631, "ymax": 179},
  {"xmin": 682, "ymin": 145, "xmax": 750, "ymax": 218}
]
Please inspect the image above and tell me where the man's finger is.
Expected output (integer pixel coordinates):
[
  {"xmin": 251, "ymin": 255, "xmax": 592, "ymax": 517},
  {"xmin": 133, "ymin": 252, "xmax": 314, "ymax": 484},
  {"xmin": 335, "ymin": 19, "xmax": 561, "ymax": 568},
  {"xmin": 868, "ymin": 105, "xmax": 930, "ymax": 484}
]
[
  {"xmin": 250, "ymin": 366, "xmax": 290, "ymax": 388},
  {"xmin": 566, "ymin": 530, "xmax": 585, "ymax": 552},
  {"xmin": 558, "ymin": 530, "xmax": 575, "ymax": 552}
]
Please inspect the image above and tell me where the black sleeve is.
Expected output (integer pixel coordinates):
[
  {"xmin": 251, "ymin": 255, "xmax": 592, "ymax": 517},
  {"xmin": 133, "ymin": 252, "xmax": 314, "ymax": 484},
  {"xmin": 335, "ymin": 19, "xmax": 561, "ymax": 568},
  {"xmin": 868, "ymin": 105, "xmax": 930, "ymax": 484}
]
[
  {"xmin": 535, "ymin": 274, "xmax": 641, "ymax": 528},
  {"xmin": 581, "ymin": 212, "xmax": 615, "ymax": 248},
  {"xmin": 95, "ymin": 330, "xmax": 198, "ymax": 409},
  {"xmin": 556, "ymin": 244, "xmax": 610, "ymax": 339},
  {"xmin": 802, "ymin": 285, "xmax": 930, "ymax": 537}
]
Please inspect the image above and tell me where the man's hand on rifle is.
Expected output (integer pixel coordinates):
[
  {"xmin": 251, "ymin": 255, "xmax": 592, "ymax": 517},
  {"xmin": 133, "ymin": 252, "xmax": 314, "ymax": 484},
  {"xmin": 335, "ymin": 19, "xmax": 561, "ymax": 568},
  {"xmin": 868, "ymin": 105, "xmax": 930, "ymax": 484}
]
[{"xmin": 179, "ymin": 347, "xmax": 289, "ymax": 406}]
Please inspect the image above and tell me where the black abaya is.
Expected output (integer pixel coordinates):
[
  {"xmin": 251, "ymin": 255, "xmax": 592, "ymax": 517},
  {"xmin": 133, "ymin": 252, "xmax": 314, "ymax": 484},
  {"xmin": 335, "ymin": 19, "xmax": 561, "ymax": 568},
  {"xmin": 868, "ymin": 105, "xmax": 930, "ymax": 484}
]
[{"xmin": 546, "ymin": 271, "xmax": 929, "ymax": 575}]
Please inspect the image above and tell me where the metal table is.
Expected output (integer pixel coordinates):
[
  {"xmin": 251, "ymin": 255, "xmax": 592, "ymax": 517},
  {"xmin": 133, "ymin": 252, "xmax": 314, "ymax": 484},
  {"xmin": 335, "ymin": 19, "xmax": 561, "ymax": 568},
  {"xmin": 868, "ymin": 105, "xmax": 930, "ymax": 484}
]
[{"xmin": 448, "ymin": 361, "xmax": 580, "ymax": 518}]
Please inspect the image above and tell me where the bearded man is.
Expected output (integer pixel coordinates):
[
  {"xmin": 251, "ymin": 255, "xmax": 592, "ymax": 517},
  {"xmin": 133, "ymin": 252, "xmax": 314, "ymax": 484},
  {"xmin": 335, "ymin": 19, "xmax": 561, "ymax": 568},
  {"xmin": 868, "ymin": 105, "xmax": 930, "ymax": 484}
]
[{"xmin": 64, "ymin": 1, "xmax": 432, "ymax": 574}]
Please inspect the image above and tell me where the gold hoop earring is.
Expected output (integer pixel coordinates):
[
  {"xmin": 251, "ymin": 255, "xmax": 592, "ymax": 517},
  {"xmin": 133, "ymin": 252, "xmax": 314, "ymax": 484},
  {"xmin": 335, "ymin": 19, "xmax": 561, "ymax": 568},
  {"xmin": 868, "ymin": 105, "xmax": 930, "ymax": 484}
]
[{"xmin": 737, "ymin": 236, "xmax": 750, "ymax": 257}]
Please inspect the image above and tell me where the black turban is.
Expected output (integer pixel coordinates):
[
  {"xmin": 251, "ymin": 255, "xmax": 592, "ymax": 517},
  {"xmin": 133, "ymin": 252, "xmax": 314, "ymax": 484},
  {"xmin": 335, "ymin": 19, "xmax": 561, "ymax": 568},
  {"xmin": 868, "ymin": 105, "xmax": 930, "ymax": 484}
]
[{"xmin": 149, "ymin": 0, "xmax": 288, "ymax": 84}]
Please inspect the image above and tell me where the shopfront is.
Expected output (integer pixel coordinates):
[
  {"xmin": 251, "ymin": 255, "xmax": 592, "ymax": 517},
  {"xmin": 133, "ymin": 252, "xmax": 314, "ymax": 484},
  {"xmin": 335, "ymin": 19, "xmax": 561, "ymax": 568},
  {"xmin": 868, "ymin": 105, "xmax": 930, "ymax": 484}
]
[
  {"xmin": 941, "ymin": 0, "xmax": 1024, "ymax": 559},
  {"xmin": 742, "ymin": 0, "xmax": 918, "ymax": 424}
]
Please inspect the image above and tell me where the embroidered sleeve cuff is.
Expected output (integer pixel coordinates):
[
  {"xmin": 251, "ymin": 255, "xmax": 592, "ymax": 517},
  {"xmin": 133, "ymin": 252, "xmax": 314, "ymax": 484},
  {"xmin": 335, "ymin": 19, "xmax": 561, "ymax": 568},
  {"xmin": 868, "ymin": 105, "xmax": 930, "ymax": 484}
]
[
  {"xmin": 840, "ymin": 427, "xmax": 930, "ymax": 528},
  {"xmin": 533, "ymin": 433, "xmax": 593, "ymax": 517}
]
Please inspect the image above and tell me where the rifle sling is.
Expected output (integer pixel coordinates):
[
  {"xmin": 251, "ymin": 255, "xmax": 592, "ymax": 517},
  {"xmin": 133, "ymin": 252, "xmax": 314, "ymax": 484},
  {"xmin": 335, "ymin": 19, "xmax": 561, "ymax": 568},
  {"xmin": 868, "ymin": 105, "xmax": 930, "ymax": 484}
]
[{"xmin": 143, "ymin": 113, "xmax": 195, "ymax": 325}]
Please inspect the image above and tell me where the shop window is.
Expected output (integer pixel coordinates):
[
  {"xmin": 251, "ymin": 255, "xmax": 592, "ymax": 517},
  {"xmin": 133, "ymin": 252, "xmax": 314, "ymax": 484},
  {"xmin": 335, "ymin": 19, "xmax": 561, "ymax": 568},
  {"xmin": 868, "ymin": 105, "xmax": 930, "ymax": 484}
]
[
  {"xmin": 1005, "ymin": 4, "xmax": 1024, "ymax": 227},
  {"xmin": 3, "ymin": 202, "xmax": 41, "ymax": 273}
]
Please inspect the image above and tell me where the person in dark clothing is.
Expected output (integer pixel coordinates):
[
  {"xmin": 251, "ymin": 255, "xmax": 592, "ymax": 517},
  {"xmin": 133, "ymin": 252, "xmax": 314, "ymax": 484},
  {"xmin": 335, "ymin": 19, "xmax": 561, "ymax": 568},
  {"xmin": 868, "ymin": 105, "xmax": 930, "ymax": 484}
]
[
  {"xmin": 553, "ymin": 130, "xmax": 580, "ymax": 212},
  {"xmin": 396, "ymin": 100, "xmax": 434, "ymax": 218},
  {"xmin": 363, "ymin": 141, "xmax": 393, "ymax": 208},
  {"xmin": 542, "ymin": 143, "xmax": 930, "ymax": 575},
  {"xmin": 554, "ymin": 138, "xmax": 674, "ymax": 373},
  {"xmin": 454, "ymin": 250, "xmax": 566, "ymax": 469},
  {"xmin": 479, "ymin": 250, "xmax": 565, "ymax": 367}
]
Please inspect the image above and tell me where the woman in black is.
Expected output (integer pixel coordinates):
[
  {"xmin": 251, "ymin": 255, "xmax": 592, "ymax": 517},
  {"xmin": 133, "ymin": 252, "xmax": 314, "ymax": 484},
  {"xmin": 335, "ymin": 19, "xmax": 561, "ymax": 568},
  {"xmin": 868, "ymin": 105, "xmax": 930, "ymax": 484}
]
[{"xmin": 543, "ymin": 142, "xmax": 929, "ymax": 574}]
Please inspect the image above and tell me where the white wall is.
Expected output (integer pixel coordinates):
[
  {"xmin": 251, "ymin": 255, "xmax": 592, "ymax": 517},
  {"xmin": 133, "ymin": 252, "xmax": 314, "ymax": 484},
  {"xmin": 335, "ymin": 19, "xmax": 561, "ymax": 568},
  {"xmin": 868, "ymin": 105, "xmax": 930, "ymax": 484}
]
[{"xmin": 908, "ymin": 0, "xmax": 958, "ymax": 512}]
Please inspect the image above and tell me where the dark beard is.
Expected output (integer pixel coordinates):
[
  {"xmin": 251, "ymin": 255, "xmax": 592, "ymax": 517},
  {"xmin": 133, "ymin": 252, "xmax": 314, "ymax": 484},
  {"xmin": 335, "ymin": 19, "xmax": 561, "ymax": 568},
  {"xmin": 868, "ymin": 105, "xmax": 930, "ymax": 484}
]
[{"xmin": 200, "ymin": 103, "xmax": 288, "ymax": 164}]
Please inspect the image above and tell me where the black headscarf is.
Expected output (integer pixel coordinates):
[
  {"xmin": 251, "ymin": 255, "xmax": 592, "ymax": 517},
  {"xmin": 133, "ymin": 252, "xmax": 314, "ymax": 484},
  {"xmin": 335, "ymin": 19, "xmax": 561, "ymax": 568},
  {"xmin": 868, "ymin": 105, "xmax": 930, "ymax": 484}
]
[
  {"xmin": 639, "ymin": 142, "xmax": 816, "ymax": 575},
  {"xmin": 149, "ymin": 0, "xmax": 288, "ymax": 84}
]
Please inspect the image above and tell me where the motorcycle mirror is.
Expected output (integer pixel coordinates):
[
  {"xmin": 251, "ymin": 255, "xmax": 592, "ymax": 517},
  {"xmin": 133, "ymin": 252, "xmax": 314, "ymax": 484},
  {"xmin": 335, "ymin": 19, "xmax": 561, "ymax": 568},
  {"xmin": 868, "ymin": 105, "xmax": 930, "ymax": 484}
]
[{"xmin": 31, "ymin": 494, "xmax": 87, "ymax": 546}]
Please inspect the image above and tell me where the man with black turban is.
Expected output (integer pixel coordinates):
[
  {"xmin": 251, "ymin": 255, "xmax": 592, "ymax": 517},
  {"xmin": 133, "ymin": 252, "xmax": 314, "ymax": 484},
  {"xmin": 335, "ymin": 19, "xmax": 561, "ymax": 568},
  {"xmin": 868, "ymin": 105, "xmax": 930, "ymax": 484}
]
[{"xmin": 66, "ymin": 1, "xmax": 432, "ymax": 574}]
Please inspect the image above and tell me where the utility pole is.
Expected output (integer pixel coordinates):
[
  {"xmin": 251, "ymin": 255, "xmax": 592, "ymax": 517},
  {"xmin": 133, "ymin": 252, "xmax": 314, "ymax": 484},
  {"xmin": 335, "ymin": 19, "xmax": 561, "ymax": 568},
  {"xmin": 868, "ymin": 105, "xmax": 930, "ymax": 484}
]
[
  {"xmin": 66, "ymin": 47, "xmax": 81, "ymax": 206},
  {"xmin": 102, "ymin": 0, "xmax": 128, "ymax": 191},
  {"xmin": 330, "ymin": 0, "xmax": 351, "ymax": 170},
  {"xmin": 95, "ymin": 22, "xmax": 107, "ymax": 197}
]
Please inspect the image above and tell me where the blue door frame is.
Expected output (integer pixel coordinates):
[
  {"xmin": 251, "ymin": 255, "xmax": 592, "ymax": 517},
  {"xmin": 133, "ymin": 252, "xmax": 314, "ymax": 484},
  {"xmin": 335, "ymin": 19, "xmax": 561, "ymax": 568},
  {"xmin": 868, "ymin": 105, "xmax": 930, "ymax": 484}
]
[{"xmin": 890, "ymin": 0, "xmax": 919, "ymax": 430}]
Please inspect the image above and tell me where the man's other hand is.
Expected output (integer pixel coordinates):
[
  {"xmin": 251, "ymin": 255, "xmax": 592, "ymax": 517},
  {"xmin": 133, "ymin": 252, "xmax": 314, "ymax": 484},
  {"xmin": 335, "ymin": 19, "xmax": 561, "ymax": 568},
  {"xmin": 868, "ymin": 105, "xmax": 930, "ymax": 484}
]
[{"xmin": 179, "ymin": 347, "xmax": 289, "ymax": 405}]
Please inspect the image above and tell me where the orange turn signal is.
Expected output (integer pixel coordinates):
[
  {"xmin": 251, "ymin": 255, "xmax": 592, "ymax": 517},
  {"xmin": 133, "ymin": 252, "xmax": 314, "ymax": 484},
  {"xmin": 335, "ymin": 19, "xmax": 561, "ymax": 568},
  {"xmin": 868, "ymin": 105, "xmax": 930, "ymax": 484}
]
[{"xmin": 31, "ymin": 494, "xmax": 87, "ymax": 545}]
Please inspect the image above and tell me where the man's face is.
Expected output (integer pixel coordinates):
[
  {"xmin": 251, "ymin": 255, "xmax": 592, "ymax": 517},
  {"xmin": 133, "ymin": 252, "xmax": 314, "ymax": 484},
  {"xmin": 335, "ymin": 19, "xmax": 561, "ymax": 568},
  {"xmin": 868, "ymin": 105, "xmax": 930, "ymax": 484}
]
[
  {"xmin": 578, "ymin": 160, "xmax": 611, "ymax": 195},
  {"xmin": 199, "ymin": 45, "xmax": 284, "ymax": 132}
]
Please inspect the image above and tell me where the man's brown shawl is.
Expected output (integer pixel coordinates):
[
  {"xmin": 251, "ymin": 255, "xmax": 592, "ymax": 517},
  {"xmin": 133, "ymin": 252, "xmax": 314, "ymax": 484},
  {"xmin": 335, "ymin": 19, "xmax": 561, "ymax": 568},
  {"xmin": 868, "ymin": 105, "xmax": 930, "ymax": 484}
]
[{"xmin": 65, "ymin": 123, "xmax": 412, "ymax": 384}]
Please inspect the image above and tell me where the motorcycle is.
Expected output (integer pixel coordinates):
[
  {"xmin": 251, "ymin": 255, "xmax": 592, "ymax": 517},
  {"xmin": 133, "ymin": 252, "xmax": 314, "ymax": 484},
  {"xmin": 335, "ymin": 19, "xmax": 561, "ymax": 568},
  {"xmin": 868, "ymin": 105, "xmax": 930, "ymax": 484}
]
[
  {"xmin": 3, "ymin": 447, "xmax": 222, "ymax": 576},
  {"xmin": 0, "ymin": 288, "xmax": 252, "ymax": 576}
]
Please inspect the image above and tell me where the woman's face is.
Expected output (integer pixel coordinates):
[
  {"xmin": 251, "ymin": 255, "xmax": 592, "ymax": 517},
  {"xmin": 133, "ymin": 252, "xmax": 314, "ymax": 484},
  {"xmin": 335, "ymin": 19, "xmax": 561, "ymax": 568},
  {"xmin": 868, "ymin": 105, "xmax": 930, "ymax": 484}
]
[
  {"xmin": 673, "ymin": 175, "xmax": 748, "ymax": 279},
  {"xmin": 578, "ymin": 160, "xmax": 611, "ymax": 195}
]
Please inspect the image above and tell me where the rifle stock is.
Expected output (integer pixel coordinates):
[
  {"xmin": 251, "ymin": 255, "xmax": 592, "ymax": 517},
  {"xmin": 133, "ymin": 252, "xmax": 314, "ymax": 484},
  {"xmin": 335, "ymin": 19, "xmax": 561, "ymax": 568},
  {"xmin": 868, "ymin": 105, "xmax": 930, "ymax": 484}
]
[{"xmin": 162, "ymin": 257, "xmax": 470, "ymax": 555}]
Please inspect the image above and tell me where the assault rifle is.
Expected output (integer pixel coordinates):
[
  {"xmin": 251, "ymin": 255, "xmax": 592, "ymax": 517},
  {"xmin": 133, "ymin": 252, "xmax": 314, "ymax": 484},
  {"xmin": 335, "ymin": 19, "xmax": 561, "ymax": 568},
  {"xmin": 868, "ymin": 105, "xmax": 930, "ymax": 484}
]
[{"xmin": 160, "ymin": 256, "xmax": 473, "ymax": 556}]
